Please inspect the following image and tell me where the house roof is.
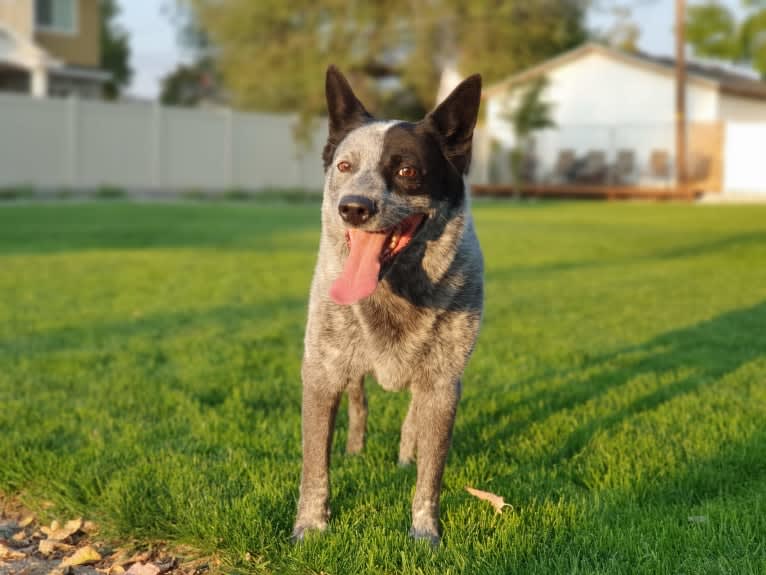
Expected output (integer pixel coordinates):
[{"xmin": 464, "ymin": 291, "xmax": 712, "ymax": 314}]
[{"xmin": 483, "ymin": 42, "xmax": 766, "ymax": 101}]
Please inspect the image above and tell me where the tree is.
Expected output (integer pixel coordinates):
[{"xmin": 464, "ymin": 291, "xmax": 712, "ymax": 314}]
[
  {"xmin": 160, "ymin": 59, "xmax": 221, "ymax": 106},
  {"xmin": 686, "ymin": 0, "xmax": 766, "ymax": 78},
  {"xmin": 175, "ymin": 0, "xmax": 587, "ymax": 123},
  {"xmin": 504, "ymin": 77, "xmax": 556, "ymax": 184},
  {"xmin": 603, "ymin": 5, "xmax": 641, "ymax": 53},
  {"xmin": 100, "ymin": 0, "xmax": 132, "ymax": 99}
]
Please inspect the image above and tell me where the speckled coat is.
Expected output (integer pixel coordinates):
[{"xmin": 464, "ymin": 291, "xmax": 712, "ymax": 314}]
[{"xmin": 293, "ymin": 67, "xmax": 484, "ymax": 545}]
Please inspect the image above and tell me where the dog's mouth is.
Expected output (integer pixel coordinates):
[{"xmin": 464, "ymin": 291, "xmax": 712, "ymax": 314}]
[{"xmin": 329, "ymin": 213, "xmax": 426, "ymax": 305}]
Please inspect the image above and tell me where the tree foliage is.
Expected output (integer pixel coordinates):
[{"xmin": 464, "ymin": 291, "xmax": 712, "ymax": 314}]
[
  {"xmin": 179, "ymin": 0, "xmax": 587, "ymax": 121},
  {"xmin": 504, "ymin": 76, "xmax": 555, "ymax": 183},
  {"xmin": 100, "ymin": 0, "xmax": 132, "ymax": 99},
  {"xmin": 687, "ymin": 0, "xmax": 766, "ymax": 78}
]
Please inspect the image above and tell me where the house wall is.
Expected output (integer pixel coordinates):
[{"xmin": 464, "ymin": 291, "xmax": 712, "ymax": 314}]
[
  {"xmin": 723, "ymin": 123, "xmax": 766, "ymax": 194},
  {"xmin": 35, "ymin": 0, "xmax": 100, "ymax": 68},
  {"xmin": 484, "ymin": 51, "xmax": 722, "ymax": 184},
  {"xmin": 0, "ymin": 2, "xmax": 34, "ymax": 37},
  {"xmin": 719, "ymin": 94, "xmax": 766, "ymax": 122}
]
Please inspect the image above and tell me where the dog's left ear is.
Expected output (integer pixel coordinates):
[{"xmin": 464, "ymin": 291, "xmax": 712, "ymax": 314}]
[
  {"xmin": 426, "ymin": 74, "xmax": 482, "ymax": 175},
  {"xmin": 323, "ymin": 66, "xmax": 373, "ymax": 168}
]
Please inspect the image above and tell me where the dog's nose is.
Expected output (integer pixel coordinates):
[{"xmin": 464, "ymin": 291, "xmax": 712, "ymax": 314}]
[{"xmin": 338, "ymin": 195, "xmax": 378, "ymax": 226}]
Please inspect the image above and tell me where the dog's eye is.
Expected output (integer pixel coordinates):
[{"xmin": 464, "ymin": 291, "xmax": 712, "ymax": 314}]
[
  {"xmin": 398, "ymin": 166, "xmax": 418, "ymax": 178},
  {"xmin": 337, "ymin": 161, "xmax": 352, "ymax": 173}
]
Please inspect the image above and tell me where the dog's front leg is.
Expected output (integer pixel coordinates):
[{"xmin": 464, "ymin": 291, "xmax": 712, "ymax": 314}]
[
  {"xmin": 409, "ymin": 380, "xmax": 460, "ymax": 545},
  {"xmin": 292, "ymin": 379, "xmax": 341, "ymax": 541}
]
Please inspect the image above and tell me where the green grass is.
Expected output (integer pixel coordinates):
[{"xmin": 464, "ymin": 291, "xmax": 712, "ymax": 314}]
[{"xmin": 1, "ymin": 201, "xmax": 765, "ymax": 574}]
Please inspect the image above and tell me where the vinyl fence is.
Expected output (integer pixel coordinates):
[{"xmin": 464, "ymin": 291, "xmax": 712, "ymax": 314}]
[{"xmin": 0, "ymin": 93, "xmax": 329, "ymax": 191}]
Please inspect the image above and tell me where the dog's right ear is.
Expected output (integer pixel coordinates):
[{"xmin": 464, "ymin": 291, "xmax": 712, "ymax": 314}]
[{"xmin": 323, "ymin": 66, "xmax": 373, "ymax": 169}]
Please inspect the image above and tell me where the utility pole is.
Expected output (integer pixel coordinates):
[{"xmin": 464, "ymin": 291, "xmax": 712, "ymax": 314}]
[{"xmin": 675, "ymin": 0, "xmax": 687, "ymax": 189}]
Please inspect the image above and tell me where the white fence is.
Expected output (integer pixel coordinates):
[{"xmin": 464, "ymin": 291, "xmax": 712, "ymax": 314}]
[
  {"xmin": 0, "ymin": 93, "xmax": 329, "ymax": 191},
  {"xmin": 723, "ymin": 123, "xmax": 766, "ymax": 195}
]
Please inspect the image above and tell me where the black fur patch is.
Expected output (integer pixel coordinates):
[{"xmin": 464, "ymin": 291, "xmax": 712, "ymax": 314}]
[{"xmin": 378, "ymin": 122, "xmax": 465, "ymax": 209}]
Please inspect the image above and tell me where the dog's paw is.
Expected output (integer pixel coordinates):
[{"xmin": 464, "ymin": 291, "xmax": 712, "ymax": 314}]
[
  {"xmin": 409, "ymin": 526, "xmax": 440, "ymax": 546},
  {"xmin": 345, "ymin": 439, "xmax": 364, "ymax": 455},
  {"xmin": 291, "ymin": 521, "xmax": 328, "ymax": 544}
]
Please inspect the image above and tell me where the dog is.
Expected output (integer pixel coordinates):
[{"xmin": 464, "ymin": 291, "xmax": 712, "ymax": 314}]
[{"xmin": 293, "ymin": 66, "xmax": 483, "ymax": 545}]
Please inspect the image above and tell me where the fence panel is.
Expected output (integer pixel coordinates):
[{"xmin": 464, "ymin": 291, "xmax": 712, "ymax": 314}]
[
  {"xmin": 78, "ymin": 99, "xmax": 154, "ymax": 189},
  {"xmin": 0, "ymin": 93, "xmax": 333, "ymax": 192},
  {"xmin": 0, "ymin": 94, "xmax": 69, "ymax": 187}
]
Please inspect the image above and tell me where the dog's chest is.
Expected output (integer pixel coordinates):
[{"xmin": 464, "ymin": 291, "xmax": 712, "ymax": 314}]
[{"xmin": 351, "ymin": 297, "xmax": 454, "ymax": 391}]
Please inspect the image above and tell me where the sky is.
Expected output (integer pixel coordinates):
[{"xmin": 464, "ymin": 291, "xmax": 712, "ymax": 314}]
[{"xmin": 117, "ymin": 1, "xmax": 745, "ymax": 100}]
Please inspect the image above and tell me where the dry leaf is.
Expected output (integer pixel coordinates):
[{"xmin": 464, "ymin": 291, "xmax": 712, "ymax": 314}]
[
  {"xmin": 82, "ymin": 520, "xmax": 99, "ymax": 534},
  {"xmin": 109, "ymin": 565, "xmax": 127, "ymax": 575},
  {"xmin": 11, "ymin": 531, "xmax": 27, "ymax": 542},
  {"xmin": 18, "ymin": 513, "xmax": 35, "ymax": 528},
  {"xmin": 42, "ymin": 517, "xmax": 82, "ymax": 541},
  {"xmin": 125, "ymin": 562, "xmax": 161, "ymax": 575},
  {"xmin": 465, "ymin": 486, "xmax": 512, "ymax": 514},
  {"xmin": 39, "ymin": 539, "xmax": 75, "ymax": 555},
  {"xmin": 0, "ymin": 543, "xmax": 25, "ymax": 561},
  {"xmin": 60, "ymin": 544, "xmax": 102, "ymax": 567}
]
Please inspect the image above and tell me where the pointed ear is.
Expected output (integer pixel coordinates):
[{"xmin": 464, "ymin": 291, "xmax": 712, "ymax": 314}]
[
  {"xmin": 323, "ymin": 66, "xmax": 373, "ymax": 168},
  {"xmin": 426, "ymin": 74, "xmax": 482, "ymax": 174}
]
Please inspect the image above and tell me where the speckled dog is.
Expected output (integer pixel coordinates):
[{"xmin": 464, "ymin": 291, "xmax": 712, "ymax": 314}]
[{"xmin": 293, "ymin": 66, "xmax": 483, "ymax": 545}]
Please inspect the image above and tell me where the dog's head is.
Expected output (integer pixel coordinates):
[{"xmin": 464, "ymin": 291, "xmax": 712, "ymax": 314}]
[{"xmin": 321, "ymin": 66, "xmax": 481, "ymax": 306}]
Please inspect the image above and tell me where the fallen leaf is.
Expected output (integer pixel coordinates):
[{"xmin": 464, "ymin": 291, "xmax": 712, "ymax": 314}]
[
  {"xmin": 82, "ymin": 520, "xmax": 99, "ymax": 534},
  {"xmin": 18, "ymin": 513, "xmax": 35, "ymax": 528},
  {"xmin": 109, "ymin": 565, "xmax": 126, "ymax": 575},
  {"xmin": 0, "ymin": 543, "xmax": 25, "ymax": 561},
  {"xmin": 60, "ymin": 544, "xmax": 102, "ymax": 567},
  {"xmin": 39, "ymin": 539, "xmax": 75, "ymax": 555},
  {"xmin": 11, "ymin": 531, "xmax": 27, "ymax": 542},
  {"xmin": 125, "ymin": 562, "xmax": 161, "ymax": 575},
  {"xmin": 465, "ymin": 486, "xmax": 512, "ymax": 514},
  {"xmin": 42, "ymin": 518, "xmax": 83, "ymax": 541}
]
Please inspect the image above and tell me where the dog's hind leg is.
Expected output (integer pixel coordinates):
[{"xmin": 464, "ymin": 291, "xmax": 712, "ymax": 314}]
[
  {"xmin": 398, "ymin": 394, "xmax": 417, "ymax": 465},
  {"xmin": 346, "ymin": 376, "xmax": 367, "ymax": 454},
  {"xmin": 408, "ymin": 380, "xmax": 460, "ymax": 545}
]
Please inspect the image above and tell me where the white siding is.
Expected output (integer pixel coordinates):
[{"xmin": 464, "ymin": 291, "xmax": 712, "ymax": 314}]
[
  {"xmin": 719, "ymin": 94, "xmax": 766, "ymax": 122},
  {"xmin": 723, "ymin": 123, "xmax": 766, "ymax": 194}
]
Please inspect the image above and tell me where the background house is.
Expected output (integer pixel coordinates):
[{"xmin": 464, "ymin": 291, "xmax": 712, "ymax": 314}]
[
  {"xmin": 481, "ymin": 42, "xmax": 766, "ymax": 191},
  {"xmin": 0, "ymin": 0, "xmax": 110, "ymax": 98}
]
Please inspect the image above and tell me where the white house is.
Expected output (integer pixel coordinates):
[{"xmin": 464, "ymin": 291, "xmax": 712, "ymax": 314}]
[{"xmin": 480, "ymin": 42, "xmax": 766, "ymax": 191}]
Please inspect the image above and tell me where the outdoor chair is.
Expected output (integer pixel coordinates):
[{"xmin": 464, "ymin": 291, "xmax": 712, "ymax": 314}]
[
  {"xmin": 551, "ymin": 149, "xmax": 576, "ymax": 183},
  {"xmin": 609, "ymin": 149, "xmax": 636, "ymax": 185},
  {"xmin": 689, "ymin": 153, "xmax": 711, "ymax": 183},
  {"xmin": 574, "ymin": 150, "xmax": 608, "ymax": 184},
  {"xmin": 648, "ymin": 149, "xmax": 672, "ymax": 183}
]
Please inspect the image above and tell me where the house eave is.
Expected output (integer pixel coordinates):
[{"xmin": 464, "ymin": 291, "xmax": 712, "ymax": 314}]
[{"xmin": 482, "ymin": 42, "xmax": 721, "ymax": 100}]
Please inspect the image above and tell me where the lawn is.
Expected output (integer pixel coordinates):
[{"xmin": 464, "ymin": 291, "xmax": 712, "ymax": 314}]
[{"xmin": 0, "ymin": 200, "xmax": 765, "ymax": 574}]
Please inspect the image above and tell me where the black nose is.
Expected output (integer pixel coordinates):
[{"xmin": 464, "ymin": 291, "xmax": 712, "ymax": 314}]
[{"xmin": 338, "ymin": 195, "xmax": 378, "ymax": 226}]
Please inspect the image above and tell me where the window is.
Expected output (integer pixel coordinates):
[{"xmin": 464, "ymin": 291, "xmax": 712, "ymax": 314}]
[{"xmin": 35, "ymin": 0, "xmax": 78, "ymax": 35}]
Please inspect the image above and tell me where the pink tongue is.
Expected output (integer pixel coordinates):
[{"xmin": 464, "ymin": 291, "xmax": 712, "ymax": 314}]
[{"xmin": 330, "ymin": 230, "xmax": 387, "ymax": 305}]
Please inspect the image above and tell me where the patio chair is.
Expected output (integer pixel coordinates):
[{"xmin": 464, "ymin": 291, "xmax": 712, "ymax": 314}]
[
  {"xmin": 574, "ymin": 150, "xmax": 608, "ymax": 184},
  {"xmin": 689, "ymin": 153, "xmax": 711, "ymax": 183},
  {"xmin": 550, "ymin": 149, "xmax": 576, "ymax": 183},
  {"xmin": 648, "ymin": 149, "xmax": 672, "ymax": 181},
  {"xmin": 609, "ymin": 149, "xmax": 636, "ymax": 185}
]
